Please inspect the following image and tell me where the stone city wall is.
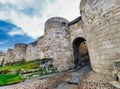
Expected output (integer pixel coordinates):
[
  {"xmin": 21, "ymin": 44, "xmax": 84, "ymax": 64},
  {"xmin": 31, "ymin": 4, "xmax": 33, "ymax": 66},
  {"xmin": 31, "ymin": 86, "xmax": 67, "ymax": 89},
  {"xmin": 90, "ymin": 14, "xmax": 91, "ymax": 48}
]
[
  {"xmin": 0, "ymin": 51, "xmax": 5, "ymax": 66},
  {"xmin": 25, "ymin": 17, "xmax": 75, "ymax": 71},
  {"xmin": 26, "ymin": 41, "xmax": 38, "ymax": 61},
  {"xmin": 4, "ymin": 49, "xmax": 15, "ymax": 65},
  {"xmin": 13, "ymin": 43, "xmax": 27, "ymax": 62},
  {"xmin": 69, "ymin": 17, "xmax": 86, "ymax": 43},
  {"xmin": 80, "ymin": 0, "xmax": 120, "ymax": 74}
]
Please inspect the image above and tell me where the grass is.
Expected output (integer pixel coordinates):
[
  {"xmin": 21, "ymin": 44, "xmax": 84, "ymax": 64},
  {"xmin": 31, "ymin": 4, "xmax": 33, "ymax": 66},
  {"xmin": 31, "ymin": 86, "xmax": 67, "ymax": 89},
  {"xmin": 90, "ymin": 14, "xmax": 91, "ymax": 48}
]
[
  {"xmin": 0, "ymin": 60, "xmax": 39, "ymax": 86},
  {"xmin": 0, "ymin": 60, "xmax": 39, "ymax": 74},
  {"xmin": 0, "ymin": 74, "xmax": 25, "ymax": 86}
]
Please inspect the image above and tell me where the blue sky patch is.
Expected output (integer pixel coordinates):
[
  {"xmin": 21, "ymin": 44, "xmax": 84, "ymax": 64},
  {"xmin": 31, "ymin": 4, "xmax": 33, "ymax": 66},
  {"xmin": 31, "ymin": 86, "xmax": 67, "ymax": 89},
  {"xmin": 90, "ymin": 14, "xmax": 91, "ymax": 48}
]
[{"xmin": 0, "ymin": 20, "xmax": 34, "ymax": 52}]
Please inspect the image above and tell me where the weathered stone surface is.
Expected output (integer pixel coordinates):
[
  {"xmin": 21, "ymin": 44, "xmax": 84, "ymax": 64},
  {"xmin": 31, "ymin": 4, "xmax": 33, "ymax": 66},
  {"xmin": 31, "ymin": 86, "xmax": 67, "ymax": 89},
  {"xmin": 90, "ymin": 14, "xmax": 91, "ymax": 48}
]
[
  {"xmin": 20, "ymin": 17, "xmax": 74, "ymax": 71},
  {"xmin": 43, "ymin": 17, "xmax": 74, "ymax": 71},
  {"xmin": 0, "ymin": 51, "xmax": 5, "ymax": 66},
  {"xmin": 4, "ymin": 49, "xmax": 15, "ymax": 65},
  {"xmin": 13, "ymin": 43, "xmax": 27, "ymax": 61},
  {"xmin": 26, "ymin": 41, "xmax": 38, "ymax": 61},
  {"xmin": 80, "ymin": 0, "xmax": 120, "ymax": 74},
  {"xmin": 69, "ymin": 19, "xmax": 86, "ymax": 44}
]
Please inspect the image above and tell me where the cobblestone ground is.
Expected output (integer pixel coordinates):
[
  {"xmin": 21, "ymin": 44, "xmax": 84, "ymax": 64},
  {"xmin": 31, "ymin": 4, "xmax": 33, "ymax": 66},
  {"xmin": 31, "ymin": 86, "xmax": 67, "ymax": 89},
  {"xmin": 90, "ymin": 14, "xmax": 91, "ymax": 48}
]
[{"xmin": 78, "ymin": 72, "xmax": 118, "ymax": 89}]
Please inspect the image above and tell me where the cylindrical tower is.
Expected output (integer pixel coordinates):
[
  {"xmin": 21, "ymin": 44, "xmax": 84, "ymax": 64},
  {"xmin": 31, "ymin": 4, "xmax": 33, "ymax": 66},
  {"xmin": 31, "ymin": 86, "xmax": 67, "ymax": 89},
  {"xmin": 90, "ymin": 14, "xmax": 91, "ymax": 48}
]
[
  {"xmin": 44, "ymin": 17, "xmax": 74, "ymax": 71},
  {"xmin": 80, "ymin": 0, "xmax": 120, "ymax": 74}
]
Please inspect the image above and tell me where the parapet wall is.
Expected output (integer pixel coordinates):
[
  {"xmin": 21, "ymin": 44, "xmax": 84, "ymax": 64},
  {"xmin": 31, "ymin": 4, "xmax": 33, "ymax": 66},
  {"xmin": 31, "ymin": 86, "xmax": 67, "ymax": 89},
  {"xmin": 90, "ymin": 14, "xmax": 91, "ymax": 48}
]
[{"xmin": 80, "ymin": 0, "xmax": 120, "ymax": 74}]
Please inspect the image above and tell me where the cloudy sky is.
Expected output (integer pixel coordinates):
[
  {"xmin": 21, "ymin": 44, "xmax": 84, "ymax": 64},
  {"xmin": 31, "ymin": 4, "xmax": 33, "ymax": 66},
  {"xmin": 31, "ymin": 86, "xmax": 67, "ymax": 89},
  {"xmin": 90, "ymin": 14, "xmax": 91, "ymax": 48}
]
[{"xmin": 0, "ymin": 0, "xmax": 81, "ymax": 52}]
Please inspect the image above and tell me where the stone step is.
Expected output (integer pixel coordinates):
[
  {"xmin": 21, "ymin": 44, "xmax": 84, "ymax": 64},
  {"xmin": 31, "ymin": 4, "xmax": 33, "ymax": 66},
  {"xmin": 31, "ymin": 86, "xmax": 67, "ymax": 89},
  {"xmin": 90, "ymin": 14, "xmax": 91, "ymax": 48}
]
[
  {"xmin": 67, "ymin": 65, "xmax": 92, "ymax": 85},
  {"xmin": 68, "ymin": 76, "xmax": 80, "ymax": 85}
]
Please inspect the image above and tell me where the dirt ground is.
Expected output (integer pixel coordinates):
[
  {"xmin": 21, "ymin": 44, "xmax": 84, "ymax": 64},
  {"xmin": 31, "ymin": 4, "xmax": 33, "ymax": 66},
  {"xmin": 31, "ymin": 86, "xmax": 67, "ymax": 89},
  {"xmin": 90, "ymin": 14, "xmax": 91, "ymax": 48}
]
[
  {"xmin": 78, "ymin": 71, "xmax": 117, "ymax": 89},
  {"xmin": 1, "ymin": 71, "xmax": 118, "ymax": 89}
]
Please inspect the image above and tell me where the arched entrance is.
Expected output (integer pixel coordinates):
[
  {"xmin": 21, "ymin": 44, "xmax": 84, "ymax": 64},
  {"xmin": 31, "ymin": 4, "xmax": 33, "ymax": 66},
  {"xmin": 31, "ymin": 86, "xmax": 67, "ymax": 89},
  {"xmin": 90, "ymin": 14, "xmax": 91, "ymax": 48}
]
[{"xmin": 73, "ymin": 37, "xmax": 90, "ymax": 67}]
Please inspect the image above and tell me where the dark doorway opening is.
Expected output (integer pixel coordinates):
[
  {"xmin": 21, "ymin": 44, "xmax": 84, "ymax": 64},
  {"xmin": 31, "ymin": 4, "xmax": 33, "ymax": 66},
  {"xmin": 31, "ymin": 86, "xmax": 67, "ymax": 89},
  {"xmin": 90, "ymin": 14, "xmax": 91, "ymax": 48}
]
[{"xmin": 73, "ymin": 37, "xmax": 90, "ymax": 67}]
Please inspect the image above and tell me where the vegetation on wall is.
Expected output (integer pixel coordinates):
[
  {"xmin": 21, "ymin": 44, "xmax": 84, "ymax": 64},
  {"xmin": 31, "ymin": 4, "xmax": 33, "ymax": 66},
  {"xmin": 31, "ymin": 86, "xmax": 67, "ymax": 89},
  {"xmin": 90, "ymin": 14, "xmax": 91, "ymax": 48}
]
[{"xmin": 0, "ymin": 58, "xmax": 57, "ymax": 86}]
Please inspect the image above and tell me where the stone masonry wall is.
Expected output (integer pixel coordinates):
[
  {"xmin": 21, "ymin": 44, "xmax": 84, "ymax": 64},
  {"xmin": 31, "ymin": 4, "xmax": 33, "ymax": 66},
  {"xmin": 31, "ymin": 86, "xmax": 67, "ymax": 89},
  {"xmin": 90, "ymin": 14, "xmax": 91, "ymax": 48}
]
[
  {"xmin": 25, "ymin": 17, "xmax": 75, "ymax": 71},
  {"xmin": 0, "ymin": 51, "xmax": 5, "ymax": 66},
  {"xmin": 36, "ymin": 36, "xmax": 44, "ymax": 59},
  {"xmin": 43, "ymin": 17, "xmax": 74, "ymax": 71},
  {"xmin": 4, "ymin": 49, "xmax": 15, "ymax": 65},
  {"xmin": 80, "ymin": 0, "xmax": 120, "ymax": 74},
  {"xmin": 69, "ymin": 19, "xmax": 86, "ymax": 44},
  {"xmin": 26, "ymin": 41, "xmax": 38, "ymax": 61},
  {"xmin": 13, "ymin": 44, "xmax": 27, "ymax": 62}
]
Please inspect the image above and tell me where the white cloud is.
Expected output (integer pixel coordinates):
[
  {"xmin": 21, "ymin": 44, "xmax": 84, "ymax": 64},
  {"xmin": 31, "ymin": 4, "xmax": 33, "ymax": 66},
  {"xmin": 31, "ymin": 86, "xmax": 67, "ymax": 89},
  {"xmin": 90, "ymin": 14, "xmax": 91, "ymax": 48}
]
[
  {"xmin": 8, "ymin": 28, "xmax": 25, "ymax": 36},
  {"xmin": 0, "ymin": 0, "xmax": 81, "ymax": 39},
  {"xmin": 44, "ymin": 0, "xmax": 80, "ymax": 21}
]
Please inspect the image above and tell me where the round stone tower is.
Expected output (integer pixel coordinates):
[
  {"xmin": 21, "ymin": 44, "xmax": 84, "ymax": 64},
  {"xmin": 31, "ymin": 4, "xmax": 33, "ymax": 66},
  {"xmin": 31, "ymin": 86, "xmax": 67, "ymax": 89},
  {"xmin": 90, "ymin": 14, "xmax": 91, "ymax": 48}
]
[
  {"xmin": 80, "ymin": 0, "xmax": 120, "ymax": 74},
  {"xmin": 44, "ymin": 17, "xmax": 74, "ymax": 71},
  {"xmin": 13, "ymin": 43, "xmax": 27, "ymax": 62}
]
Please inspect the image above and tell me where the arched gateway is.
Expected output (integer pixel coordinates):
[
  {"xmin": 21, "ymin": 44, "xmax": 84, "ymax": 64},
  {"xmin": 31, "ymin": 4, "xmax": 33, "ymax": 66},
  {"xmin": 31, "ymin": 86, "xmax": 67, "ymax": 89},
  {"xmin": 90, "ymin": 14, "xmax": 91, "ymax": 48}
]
[{"xmin": 72, "ymin": 37, "xmax": 90, "ymax": 67}]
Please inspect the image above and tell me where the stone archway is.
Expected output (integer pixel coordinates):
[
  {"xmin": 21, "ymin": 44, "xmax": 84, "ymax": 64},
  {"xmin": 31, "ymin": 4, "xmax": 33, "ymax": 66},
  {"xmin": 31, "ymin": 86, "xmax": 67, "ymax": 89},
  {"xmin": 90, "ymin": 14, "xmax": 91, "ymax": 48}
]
[{"xmin": 72, "ymin": 37, "xmax": 90, "ymax": 67}]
